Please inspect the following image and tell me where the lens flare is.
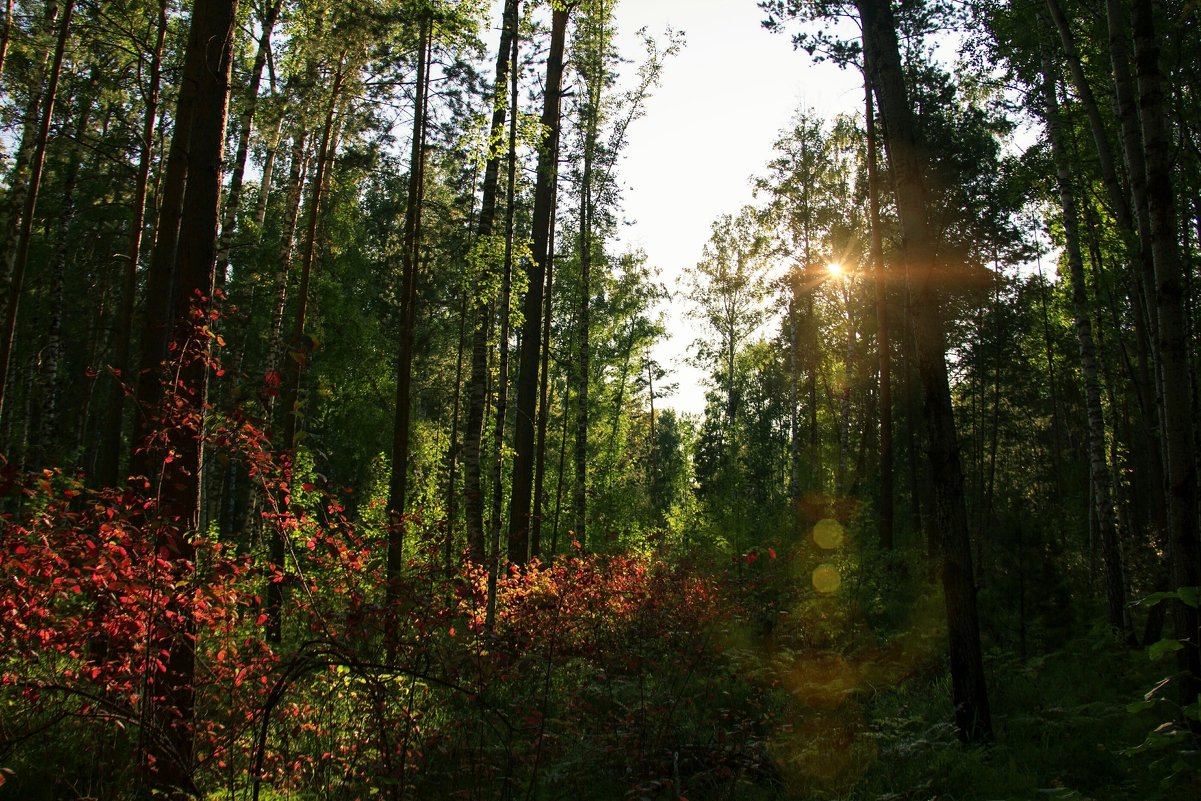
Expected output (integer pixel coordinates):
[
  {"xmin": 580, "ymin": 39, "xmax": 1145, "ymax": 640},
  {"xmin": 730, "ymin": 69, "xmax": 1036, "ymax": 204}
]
[
  {"xmin": 813, "ymin": 518, "xmax": 844, "ymax": 549},
  {"xmin": 812, "ymin": 564, "xmax": 841, "ymax": 593}
]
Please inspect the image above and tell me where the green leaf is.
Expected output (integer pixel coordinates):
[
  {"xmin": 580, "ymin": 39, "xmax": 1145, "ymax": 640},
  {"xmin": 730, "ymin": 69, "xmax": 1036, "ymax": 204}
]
[
  {"xmin": 1148, "ymin": 638, "xmax": 1183, "ymax": 661},
  {"xmin": 1126, "ymin": 699, "xmax": 1157, "ymax": 714},
  {"xmin": 1137, "ymin": 587, "xmax": 1200, "ymax": 608},
  {"xmin": 1137, "ymin": 591, "xmax": 1178, "ymax": 607}
]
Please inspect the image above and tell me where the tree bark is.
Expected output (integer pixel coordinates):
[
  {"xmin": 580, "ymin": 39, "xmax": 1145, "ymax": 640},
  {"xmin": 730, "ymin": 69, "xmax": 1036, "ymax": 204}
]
[
  {"xmin": 34, "ymin": 80, "xmax": 94, "ymax": 469},
  {"xmin": 0, "ymin": 0, "xmax": 74, "ymax": 425},
  {"xmin": 268, "ymin": 57, "xmax": 345, "ymax": 644},
  {"xmin": 386, "ymin": 16, "xmax": 432, "ymax": 604},
  {"xmin": 531, "ymin": 192, "xmax": 558, "ymax": 559},
  {"xmin": 1130, "ymin": 0, "xmax": 1200, "ymax": 713},
  {"xmin": 98, "ymin": 0, "xmax": 169, "ymax": 487},
  {"xmin": 508, "ymin": 6, "xmax": 568, "ymax": 564},
  {"xmin": 856, "ymin": 0, "xmax": 992, "ymax": 743},
  {"xmin": 264, "ymin": 129, "xmax": 309, "ymax": 397},
  {"xmin": 463, "ymin": 0, "xmax": 520, "ymax": 563},
  {"xmin": 1042, "ymin": 45, "xmax": 1137, "ymax": 647},
  {"xmin": 135, "ymin": 0, "xmax": 239, "ymax": 791},
  {"xmin": 215, "ymin": 0, "xmax": 284, "ymax": 284},
  {"xmin": 865, "ymin": 65, "xmax": 893, "ymax": 550},
  {"xmin": 0, "ymin": 0, "xmax": 14, "ymax": 88}
]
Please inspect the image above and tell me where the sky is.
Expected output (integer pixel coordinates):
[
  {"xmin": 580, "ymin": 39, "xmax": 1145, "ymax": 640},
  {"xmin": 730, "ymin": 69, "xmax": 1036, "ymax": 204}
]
[{"xmin": 605, "ymin": 0, "xmax": 864, "ymax": 417}]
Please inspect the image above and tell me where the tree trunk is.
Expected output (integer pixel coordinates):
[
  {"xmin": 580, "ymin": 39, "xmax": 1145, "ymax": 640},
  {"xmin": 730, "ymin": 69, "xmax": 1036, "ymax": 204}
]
[
  {"xmin": 35, "ymin": 81, "xmax": 94, "ymax": 469},
  {"xmin": 264, "ymin": 129, "xmax": 309, "ymax": 395},
  {"xmin": 1131, "ymin": 0, "xmax": 1200, "ymax": 713},
  {"xmin": 1042, "ymin": 45, "xmax": 1137, "ymax": 647},
  {"xmin": 253, "ymin": 116, "xmax": 285, "ymax": 231},
  {"xmin": 0, "ymin": 0, "xmax": 14, "ymax": 88},
  {"xmin": 789, "ymin": 271, "xmax": 802, "ymax": 537},
  {"xmin": 445, "ymin": 289, "xmax": 468, "ymax": 572},
  {"xmin": 0, "ymin": 0, "xmax": 74, "ymax": 425},
  {"xmin": 508, "ymin": 5, "xmax": 568, "ymax": 564},
  {"xmin": 268, "ymin": 57, "xmax": 345, "ymax": 644},
  {"xmin": 0, "ymin": 3, "xmax": 54, "ymax": 354},
  {"xmin": 865, "ymin": 65, "xmax": 893, "ymax": 550},
  {"xmin": 486, "ymin": 24, "xmax": 521, "ymax": 627},
  {"xmin": 531, "ymin": 194, "xmax": 558, "ymax": 560},
  {"xmin": 136, "ymin": 0, "xmax": 238, "ymax": 792},
  {"xmin": 386, "ymin": 16, "xmax": 432, "ymax": 604},
  {"xmin": 215, "ymin": 0, "xmax": 283, "ymax": 284},
  {"xmin": 856, "ymin": 0, "xmax": 992, "ymax": 743},
  {"xmin": 98, "ymin": 0, "xmax": 169, "ymax": 487},
  {"xmin": 463, "ymin": 0, "xmax": 520, "ymax": 563}
]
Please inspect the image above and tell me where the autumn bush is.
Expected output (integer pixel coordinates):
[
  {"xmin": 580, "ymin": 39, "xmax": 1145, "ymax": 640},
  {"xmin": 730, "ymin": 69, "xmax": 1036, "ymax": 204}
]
[{"xmin": 0, "ymin": 428, "xmax": 781, "ymax": 800}]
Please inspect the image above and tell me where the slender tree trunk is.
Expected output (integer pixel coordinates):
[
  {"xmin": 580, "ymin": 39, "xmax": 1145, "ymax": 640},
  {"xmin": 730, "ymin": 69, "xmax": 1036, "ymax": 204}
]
[
  {"xmin": 445, "ymin": 289, "xmax": 468, "ymax": 572},
  {"xmin": 551, "ymin": 375, "xmax": 572, "ymax": 555},
  {"xmin": 215, "ymin": 0, "xmax": 283, "ymax": 283},
  {"xmin": 865, "ymin": 67, "xmax": 893, "ymax": 549},
  {"xmin": 789, "ymin": 271, "xmax": 802, "ymax": 536},
  {"xmin": 1043, "ymin": 47, "xmax": 1137, "ymax": 647},
  {"xmin": 807, "ymin": 286, "xmax": 821, "ymax": 494},
  {"xmin": 489, "ymin": 20, "xmax": 521, "ymax": 567},
  {"xmin": 0, "ymin": 0, "xmax": 14, "ymax": 88},
  {"xmin": 1100, "ymin": 0, "xmax": 1166, "ymax": 514},
  {"xmin": 901, "ymin": 292, "xmax": 925, "ymax": 540},
  {"xmin": 508, "ymin": 6, "xmax": 568, "ymax": 564},
  {"xmin": 531, "ymin": 194, "xmax": 558, "ymax": 560},
  {"xmin": 0, "ymin": 2, "xmax": 55, "ymax": 343},
  {"xmin": 264, "ymin": 129, "xmax": 309, "ymax": 393},
  {"xmin": 98, "ymin": 0, "xmax": 168, "ymax": 487},
  {"xmin": 387, "ymin": 18, "xmax": 432, "ymax": 603},
  {"xmin": 464, "ymin": 0, "xmax": 520, "ymax": 563},
  {"xmin": 0, "ymin": 0, "xmax": 73, "ymax": 424},
  {"xmin": 647, "ymin": 357, "xmax": 657, "ymax": 512},
  {"xmin": 838, "ymin": 286, "xmax": 852, "ymax": 496},
  {"xmin": 268, "ymin": 58, "xmax": 345, "ymax": 644},
  {"xmin": 486, "ymin": 25, "xmax": 520, "ymax": 627},
  {"xmin": 35, "ymin": 83, "xmax": 94, "ymax": 469},
  {"xmin": 277, "ymin": 68, "xmax": 344, "ymax": 454},
  {"xmin": 856, "ymin": 0, "xmax": 992, "ymax": 743},
  {"xmin": 1048, "ymin": 0, "xmax": 1163, "ymax": 470},
  {"xmin": 1130, "ymin": 0, "xmax": 1201, "ymax": 712},
  {"xmin": 253, "ymin": 115, "xmax": 285, "ymax": 231}
]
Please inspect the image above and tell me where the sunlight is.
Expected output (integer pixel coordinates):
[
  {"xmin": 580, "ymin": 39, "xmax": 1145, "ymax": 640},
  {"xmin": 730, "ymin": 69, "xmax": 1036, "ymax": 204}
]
[{"xmin": 827, "ymin": 261, "xmax": 846, "ymax": 279}]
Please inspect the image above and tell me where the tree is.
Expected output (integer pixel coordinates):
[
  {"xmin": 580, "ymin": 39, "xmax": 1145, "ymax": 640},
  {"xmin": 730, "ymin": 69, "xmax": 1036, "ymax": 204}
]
[
  {"xmin": 133, "ymin": 0, "xmax": 239, "ymax": 789},
  {"xmin": 688, "ymin": 208, "xmax": 771, "ymax": 428},
  {"xmin": 1040, "ymin": 35, "xmax": 1136, "ymax": 647},
  {"xmin": 0, "ymin": 0, "xmax": 74, "ymax": 425},
  {"xmin": 507, "ymin": 3, "xmax": 569, "ymax": 565},
  {"xmin": 463, "ymin": 0, "xmax": 519, "ymax": 563},
  {"xmin": 386, "ymin": 7, "xmax": 432, "ymax": 612},
  {"xmin": 854, "ymin": 0, "xmax": 992, "ymax": 742}
]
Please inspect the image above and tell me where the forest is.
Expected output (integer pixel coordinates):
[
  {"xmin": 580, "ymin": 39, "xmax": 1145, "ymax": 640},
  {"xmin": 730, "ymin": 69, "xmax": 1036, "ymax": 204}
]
[{"xmin": 0, "ymin": 0, "xmax": 1199, "ymax": 797}]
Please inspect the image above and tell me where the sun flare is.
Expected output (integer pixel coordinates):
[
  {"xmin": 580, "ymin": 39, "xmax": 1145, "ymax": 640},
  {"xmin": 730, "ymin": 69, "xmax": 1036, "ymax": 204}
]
[{"xmin": 827, "ymin": 261, "xmax": 845, "ymax": 278}]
